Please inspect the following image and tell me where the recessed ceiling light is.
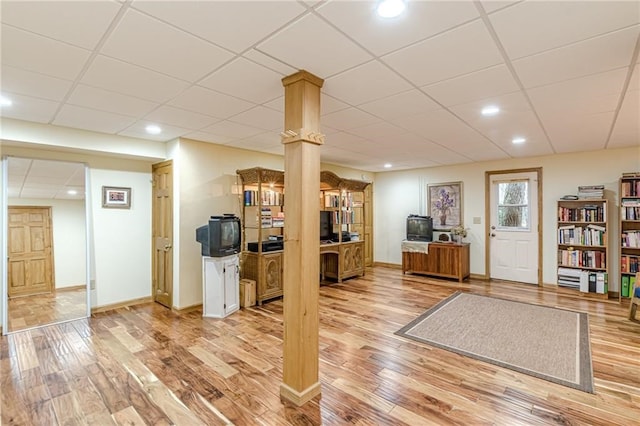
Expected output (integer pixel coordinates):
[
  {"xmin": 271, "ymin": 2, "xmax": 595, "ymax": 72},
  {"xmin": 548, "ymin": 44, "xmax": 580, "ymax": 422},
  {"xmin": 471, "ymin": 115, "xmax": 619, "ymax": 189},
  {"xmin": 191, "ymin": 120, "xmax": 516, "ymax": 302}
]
[
  {"xmin": 384, "ymin": 163, "xmax": 392, "ymax": 168},
  {"xmin": 0, "ymin": 95, "xmax": 13, "ymax": 107},
  {"xmin": 512, "ymin": 137, "xmax": 526, "ymax": 144},
  {"xmin": 481, "ymin": 105, "xmax": 500, "ymax": 116},
  {"xmin": 145, "ymin": 124, "xmax": 162, "ymax": 135},
  {"xmin": 67, "ymin": 189, "xmax": 78, "ymax": 195},
  {"xmin": 376, "ymin": 0, "xmax": 406, "ymax": 18}
]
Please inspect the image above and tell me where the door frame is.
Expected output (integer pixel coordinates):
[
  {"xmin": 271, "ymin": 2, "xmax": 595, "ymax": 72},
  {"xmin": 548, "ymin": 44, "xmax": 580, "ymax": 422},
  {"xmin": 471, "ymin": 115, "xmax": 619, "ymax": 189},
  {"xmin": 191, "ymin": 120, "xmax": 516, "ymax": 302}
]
[
  {"xmin": 151, "ymin": 159, "xmax": 173, "ymax": 308},
  {"xmin": 484, "ymin": 167, "xmax": 543, "ymax": 286}
]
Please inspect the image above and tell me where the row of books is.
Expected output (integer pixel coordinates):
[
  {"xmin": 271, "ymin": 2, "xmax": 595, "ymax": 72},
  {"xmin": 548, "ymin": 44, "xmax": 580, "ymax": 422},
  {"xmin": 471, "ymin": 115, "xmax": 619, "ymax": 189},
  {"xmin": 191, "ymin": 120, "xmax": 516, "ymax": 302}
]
[
  {"xmin": 258, "ymin": 208, "xmax": 284, "ymax": 228},
  {"xmin": 621, "ymin": 180, "xmax": 640, "ymax": 197},
  {"xmin": 323, "ymin": 193, "xmax": 360, "ymax": 209},
  {"xmin": 620, "ymin": 206, "xmax": 640, "ymax": 220},
  {"xmin": 577, "ymin": 185, "xmax": 604, "ymax": 199},
  {"xmin": 558, "ymin": 249, "xmax": 606, "ymax": 269},
  {"xmin": 327, "ymin": 210, "xmax": 359, "ymax": 225},
  {"xmin": 557, "ymin": 224, "xmax": 606, "ymax": 246},
  {"xmin": 621, "ymin": 255, "xmax": 640, "ymax": 273},
  {"xmin": 621, "ymin": 274, "xmax": 637, "ymax": 298},
  {"xmin": 558, "ymin": 205, "xmax": 606, "ymax": 222},
  {"xmin": 557, "ymin": 267, "xmax": 607, "ymax": 294},
  {"xmin": 621, "ymin": 231, "xmax": 640, "ymax": 248},
  {"xmin": 244, "ymin": 190, "xmax": 283, "ymax": 206}
]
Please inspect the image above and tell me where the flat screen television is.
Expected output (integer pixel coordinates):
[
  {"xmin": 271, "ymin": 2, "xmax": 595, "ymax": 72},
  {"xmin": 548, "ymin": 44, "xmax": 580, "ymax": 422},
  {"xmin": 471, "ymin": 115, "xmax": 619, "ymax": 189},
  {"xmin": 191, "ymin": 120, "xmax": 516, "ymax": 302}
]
[
  {"xmin": 320, "ymin": 210, "xmax": 332, "ymax": 241},
  {"xmin": 406, "ymin": 214, "xmax": 433, "ymax": 242},
  {"xmin": 196, "ymin": 214, "xmax": 241, "ymax": 257}
]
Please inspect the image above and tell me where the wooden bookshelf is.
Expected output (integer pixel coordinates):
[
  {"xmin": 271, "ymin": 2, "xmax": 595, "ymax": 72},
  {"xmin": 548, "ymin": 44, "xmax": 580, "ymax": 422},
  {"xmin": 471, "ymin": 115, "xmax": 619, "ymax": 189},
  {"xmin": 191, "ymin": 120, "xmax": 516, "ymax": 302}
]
[
  {"xmin": 619, "ymin": 173, "xmax": 640, "ymax": 302},
  {"xmin": 556, "ymin": 198, "xmax": 609, "ymax": 300}
]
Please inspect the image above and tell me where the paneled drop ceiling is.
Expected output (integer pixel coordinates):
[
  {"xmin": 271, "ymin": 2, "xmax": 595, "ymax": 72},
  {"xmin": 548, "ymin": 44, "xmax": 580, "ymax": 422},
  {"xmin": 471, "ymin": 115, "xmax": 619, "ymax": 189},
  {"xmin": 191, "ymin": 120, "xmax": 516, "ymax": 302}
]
[{"xmin": 1, "ymin": 0, "xmax": 638, "ymax": 172}]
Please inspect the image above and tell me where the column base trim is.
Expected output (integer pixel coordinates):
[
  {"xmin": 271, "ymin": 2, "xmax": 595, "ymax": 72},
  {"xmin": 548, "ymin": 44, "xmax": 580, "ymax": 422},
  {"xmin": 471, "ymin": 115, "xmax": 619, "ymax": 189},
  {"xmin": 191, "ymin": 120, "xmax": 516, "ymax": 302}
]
[{"xmin": 280, "ymin": 381, "xmax": 321, "ymax": 406}]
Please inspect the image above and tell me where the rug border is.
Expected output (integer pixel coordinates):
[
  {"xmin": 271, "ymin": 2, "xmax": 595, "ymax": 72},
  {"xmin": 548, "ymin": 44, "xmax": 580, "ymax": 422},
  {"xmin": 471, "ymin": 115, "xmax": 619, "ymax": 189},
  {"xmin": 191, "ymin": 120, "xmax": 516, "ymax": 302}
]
[{"xmin": 395, "ymin": 291, "xmax": 594, "ymax": 394}]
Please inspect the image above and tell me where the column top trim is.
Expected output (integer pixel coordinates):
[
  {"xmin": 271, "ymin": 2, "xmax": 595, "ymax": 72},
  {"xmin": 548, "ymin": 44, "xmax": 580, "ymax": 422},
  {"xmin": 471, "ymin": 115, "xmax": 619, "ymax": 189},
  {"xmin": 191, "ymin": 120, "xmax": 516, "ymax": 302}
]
[{"xmin": 282, "ymin": 70, "xmax": 324, "ymax": 88}]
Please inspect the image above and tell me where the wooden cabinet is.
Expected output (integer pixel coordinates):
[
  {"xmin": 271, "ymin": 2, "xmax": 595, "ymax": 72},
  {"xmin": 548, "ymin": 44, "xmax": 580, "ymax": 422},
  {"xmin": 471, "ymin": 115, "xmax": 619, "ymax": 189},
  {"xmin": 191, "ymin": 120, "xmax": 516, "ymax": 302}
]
[
  {"xmin": 242, "ymin": 250, "xmax": 282, "ymax": 304},
  {"xmin": 557, "ymin": 198, "xmax": 609, "ymax": 299},
  {"xmin": 320, "ymin": 241, "xmax": 365, "ymax": 282},
  {"xmin": 619, "ymin": 173, "xmax": 640, "ymax": 302},
  {"xmin": 202, "ymin": 254, "xmax": 239, "ymax": 318},
  {"xmin": 402, "ymin": 242, "xmax": 470, "ymax": 282}
]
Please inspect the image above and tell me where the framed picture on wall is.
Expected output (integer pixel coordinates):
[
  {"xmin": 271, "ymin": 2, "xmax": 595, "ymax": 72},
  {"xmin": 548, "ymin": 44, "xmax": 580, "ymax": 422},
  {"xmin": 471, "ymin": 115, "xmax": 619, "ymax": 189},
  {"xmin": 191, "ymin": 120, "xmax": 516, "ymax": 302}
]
[
  {"xmin": 102, "ymin": 186, "xmax": 131, "ymax": 209},
  {"xmin": 427, "ymin": 181, "xmax": 462, "ymax": 231}
]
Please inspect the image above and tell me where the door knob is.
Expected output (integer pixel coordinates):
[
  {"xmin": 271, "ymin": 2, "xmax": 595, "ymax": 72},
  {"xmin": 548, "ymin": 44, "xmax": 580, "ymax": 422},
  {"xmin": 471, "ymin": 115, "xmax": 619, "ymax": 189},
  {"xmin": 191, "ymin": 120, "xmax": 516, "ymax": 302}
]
[
  {"xmin": 490, "ymin": 233, "xmax": 496, "ymax": 237},
  {"xmin": 491, "ymin": 225, "xmax": 496, "ymax": 230},
  {"xmin": 164, "ymin": 244, "xmax": 172, "ymax": 251}
]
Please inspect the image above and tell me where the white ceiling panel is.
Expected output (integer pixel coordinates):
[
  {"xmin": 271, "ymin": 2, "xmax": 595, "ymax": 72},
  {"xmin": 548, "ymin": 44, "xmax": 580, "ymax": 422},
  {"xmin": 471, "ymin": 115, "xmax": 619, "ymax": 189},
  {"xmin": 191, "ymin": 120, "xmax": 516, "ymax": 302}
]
[
  {"xmin": 53, "ymin": 104, "xmax": 135, "ymax": 134},
  {"xmin": 358, "ymin": 89, "xmax": 441, "ymax": 120},
  {"xmin": 144, "ymin": 105, "xmax": 219, "ymax": 130},
  {"xmin": 0, "ymin": 93, "xmax": 59, "ymax": 123},
  {"xmin": 228, "ymin": 106, "xmax": 283, "ymax": 131},
  {"xmin": 1, "ymin": 0, "xmax": 122, "ymax": 50},
  {"xmin": 490, "ymin": 1, "xmax": 640, "ymax": 60},
  {"xmin": 198, "ymin": 58, "xmax": 284, "ymax": 104},
  {"xmin": 321, "ymin": 95, "xmax": 350, "ymax": 116},
  {"xmin": 67, "ymin": 84, "xmax": 158, "ymax": 117},
  {"xmin": 324, "ymin": 61, "xmax": 412, "ymax": 106},
  {"xmin": 1, "ymin": 25, "xmax": 90, "ymax": 80},
  {"xmin": 345, "ymin": 122, "xmax": 411, "ymax": 145},
  {"xmin": 81, "ymin": 55, "xmax": 190, "ymax": 103},
  {"xmin": 513, "ymin": 26, "xmax": 640, "ymax": 89},
  {"xmin": 101, "ymin": 9, "xmax": 234, "ymax": 83},
  {"xmin": 199, "ymin": 120, "xmax": 265, "ymax": 141},
  {"xmin": 316, "ymin": 0, "xmax": 479, "ymax": 56},
  {"xmin": 321, "ymin": 108, "xmax": 380, "ymax": 131},
  {"xmin": 382, "ymin": 20, "xmax": 504, "ymax": 87},
  {"xmin": 227, "ymin": 132, "xmax": 281, "ymax": 151},
  {"xmin": 324, "ymin": 132, "xmax": 378, "ymax": 154},
  {"xmin": 480, "ymin": 1, "xmax": 520, "ymax": 14},
  {"xmin": 118, "ymin": 120, "xmax": 190, "ymax": 141},
  {"xmin": 132, "ymin": 0, "xmax": 306, "ymax": 54},
  {"xmin": 256, "ymin": 14, "xmax": 372, "ymax": 77},
  {"xmin": 1, "ymin": 65, "xmax": 73, "ymax": 101},
  {"xmin": 182, "ymin": 131, "xmax": 231, "ymax": 145},
  {"xmin": 169, "ymin": 86, "xmax": 255, "ymax": 119},
  {"xmin": 423, "ymin": 64, "xmax": 520, "ymax": 107},
  {"xmin": 243, "ymin": 50, "xmax": 298, "ymax": 76},
  {"xmin": 546, "ymin": 111, "xmax": 616, "ymax": 152},
  {"xmin": 608, "ymin": 90, "xmax": 640, "ymax": 148}
]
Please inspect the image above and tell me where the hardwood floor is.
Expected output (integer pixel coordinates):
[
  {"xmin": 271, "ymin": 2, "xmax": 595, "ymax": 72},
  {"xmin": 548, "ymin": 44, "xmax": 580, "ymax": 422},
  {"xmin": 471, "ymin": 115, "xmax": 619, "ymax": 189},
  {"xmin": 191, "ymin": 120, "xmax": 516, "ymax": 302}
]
[
  {"xmin": 2, "ymin": 266, "xmax": 639, "ymax": 425},
  {"xmin": 7, "ymin": 287, "xmax": 87, "ymax": 332}
]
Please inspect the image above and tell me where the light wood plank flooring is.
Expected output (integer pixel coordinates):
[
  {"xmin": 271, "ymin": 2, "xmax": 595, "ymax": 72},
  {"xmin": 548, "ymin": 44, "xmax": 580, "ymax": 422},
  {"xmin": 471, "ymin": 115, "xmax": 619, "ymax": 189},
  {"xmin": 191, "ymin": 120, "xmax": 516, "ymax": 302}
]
[
  {"xmin": 2, "ymin": 267, "xmax": 639, "ymax": 425},
  {"xmin": 7, "ymin": 287, "xmax": 87, "ymax": 332}
]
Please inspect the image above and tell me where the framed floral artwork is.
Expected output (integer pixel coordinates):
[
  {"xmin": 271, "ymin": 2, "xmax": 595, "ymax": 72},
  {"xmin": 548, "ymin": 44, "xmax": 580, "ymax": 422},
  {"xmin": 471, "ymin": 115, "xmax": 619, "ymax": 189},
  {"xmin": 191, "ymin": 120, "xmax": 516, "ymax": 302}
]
[{"xmin": 427, "ymin": 181, "xmax": 462, "ymax": 231}]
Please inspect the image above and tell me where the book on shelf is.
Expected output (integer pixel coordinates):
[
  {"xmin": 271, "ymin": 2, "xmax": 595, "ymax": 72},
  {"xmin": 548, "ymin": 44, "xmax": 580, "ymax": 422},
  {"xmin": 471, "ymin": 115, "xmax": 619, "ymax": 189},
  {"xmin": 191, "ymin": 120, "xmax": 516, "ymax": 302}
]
[
  {"xmin": 596, "ymin": 272, "xmax": 608, "ymax": 294},
  {"xmin": 622, "ymin": 275, "xmax": 630, "ymax": 297}
]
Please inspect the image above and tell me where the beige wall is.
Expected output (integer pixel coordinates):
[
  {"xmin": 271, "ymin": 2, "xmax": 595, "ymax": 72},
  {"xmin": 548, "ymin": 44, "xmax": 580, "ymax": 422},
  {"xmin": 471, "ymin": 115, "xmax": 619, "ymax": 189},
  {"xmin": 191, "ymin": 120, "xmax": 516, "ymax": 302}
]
[{"xmin": 373, "ymin": 146, "xmax": 640, "ymax": 290}]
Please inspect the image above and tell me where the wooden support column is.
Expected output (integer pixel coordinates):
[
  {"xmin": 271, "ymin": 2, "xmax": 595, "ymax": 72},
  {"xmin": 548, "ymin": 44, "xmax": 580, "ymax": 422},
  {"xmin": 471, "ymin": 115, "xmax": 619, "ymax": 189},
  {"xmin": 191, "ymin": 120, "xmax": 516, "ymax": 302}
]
[{"xmin": 280, "ymin": 70, "xmax": 324, "ymax": 406}]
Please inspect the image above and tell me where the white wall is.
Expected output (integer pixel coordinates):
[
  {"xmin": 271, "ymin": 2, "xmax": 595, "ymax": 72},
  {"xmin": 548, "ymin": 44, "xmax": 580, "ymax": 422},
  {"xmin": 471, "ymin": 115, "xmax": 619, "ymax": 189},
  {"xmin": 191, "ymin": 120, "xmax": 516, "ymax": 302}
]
[
  {"xmin": 9, "ymin": 198, "xmax": 86, "ymax": 289},
  {"xmin": 89, "ymin": 168, "xmax": 153, "ymax": 308},
  {"xmin": 374, "ymin": 146, "xmax": 640, "ymax": 290}
]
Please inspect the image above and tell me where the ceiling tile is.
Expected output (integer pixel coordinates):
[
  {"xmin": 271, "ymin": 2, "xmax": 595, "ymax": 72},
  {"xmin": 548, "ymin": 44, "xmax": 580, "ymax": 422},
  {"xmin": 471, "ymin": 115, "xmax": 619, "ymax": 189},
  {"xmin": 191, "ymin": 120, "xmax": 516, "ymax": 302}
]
[
  {"xmin": 545, "ymin": 111, "xmax": 615, "ymax": 152},
  {"xmin": 198, "ymin": 57, "xmax": 284, "ymax": 104},
  {"xmin": 608, "ymin": 89, "xmax": 640, "ymax": 148},
  {"xmin": 423, "ymin": 64, "xmax": 520, "ymax": 107},
  {"xmin": 490, "ymin": 1, "xmax": 640, "ymax": 60},
  {"xmin": 358, "ymin": 89, "xmax": 441, "ymax": 120},
  {"xmin": 256, "ymin": 14, "xmax": 372, "ymax": 77},
  {"xmin": 169, "ymin": 85, "xmax": 255, "ymax": 119},
  {"xmin": 132, "ymin": 0, "xmax": 306, "ymax": 53},
  {"xmin": 1, "ymin": 0, "xmax": 122, "ymax": 49},
  {"xmin": 1, "ymin": 65, "xmax": 73, "ymax": 101},
  {"xmin": 1, "ymin": 25, "xmax": 90, "ymax": 80},
  {"xmin": 324, "ymin": 61, "xmax": 412, "ymax": 105},
  {"xmin": 382, "ymin": 20, "xmax": 504, "ymax": 87},
  {"xmin": 321, "ymin": 95, "xmax": 350, "ymax": 115},
  {"xmin": 513, "ymin": 26, "xmax": 640, "ymax": 89},
  {"xmin": 81, "ymin": 55, "xmax": 190, "ymax": 103},
  {"xmin": 480, "ymin": 1, "xmax": 520, "ymax": 14},
  {"xmin": 346, "ymin": 122, "xmax": 411, "ymax": 144},
  {"xmin": 321, "ymin": 108, "xmax": 379, "ymax": 131},
  {"xmin": 324, "ymin": 132, "xmax": 376, "ymax": 153},
  {"xmin": 182, "ymin": 131, "xmax": 232, "ymax": 145},
  {"xmin": 200, "ymin": 120, "xmax": 264, "ymax": 140},
  {"xmin": 144, "ymin": 105, "xmax": 219, "ymax": 130},
  {"xmin": 101, "ymin": 9, "xmax": 234, "ymax": 82},
  {"xmin": 228, "ymin": 106, "xmax": 283, "ymax": 131},
  {"xmin": 0, "ymin": 92, "xmax": 59, "ymax": 123},
  {"xmin": 242, "ymin": 50, "xmax": 299, "ymax": 76},
  {"xmin": 528, "ymin": 68, "xmax": 628, "ymax": 117},
  {"xmin": 67, "ymin": 84, "xmax": 158, "ymax": 117},
  {"xmin": 316, "ymin": 0, "xmax": 479, "ymax": 56},
  {"xmin": 227, "ymin": 132, "xmax": 281, "ymax": 151},
  {"xmin": 53, "ymin": 104, "xmax": 135, "ymax": 134}
]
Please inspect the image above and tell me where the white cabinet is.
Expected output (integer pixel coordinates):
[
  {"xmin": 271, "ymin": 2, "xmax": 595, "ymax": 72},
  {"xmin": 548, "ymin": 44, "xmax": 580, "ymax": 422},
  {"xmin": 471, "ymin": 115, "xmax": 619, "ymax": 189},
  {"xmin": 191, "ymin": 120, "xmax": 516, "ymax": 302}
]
[{"xmin": 202, "ymin": 254, "xmax": 239, "ymax": 318}]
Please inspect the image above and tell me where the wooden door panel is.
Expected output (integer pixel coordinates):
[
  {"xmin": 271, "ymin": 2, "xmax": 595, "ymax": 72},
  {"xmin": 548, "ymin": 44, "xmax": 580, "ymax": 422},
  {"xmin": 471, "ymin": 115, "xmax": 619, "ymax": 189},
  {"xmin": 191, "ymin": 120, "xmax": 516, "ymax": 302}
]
[{"xmin": 152, "ymin": 161, "xmax": 173, "ymax": 308}]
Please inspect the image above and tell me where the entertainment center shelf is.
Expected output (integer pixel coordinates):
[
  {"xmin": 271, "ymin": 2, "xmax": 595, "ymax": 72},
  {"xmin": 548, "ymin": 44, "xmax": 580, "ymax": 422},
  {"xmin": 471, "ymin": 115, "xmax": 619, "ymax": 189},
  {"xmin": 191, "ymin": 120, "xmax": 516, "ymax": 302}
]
[{"xmin": 402, "ymin": 241, "xmax": 470, "ymax": 282}]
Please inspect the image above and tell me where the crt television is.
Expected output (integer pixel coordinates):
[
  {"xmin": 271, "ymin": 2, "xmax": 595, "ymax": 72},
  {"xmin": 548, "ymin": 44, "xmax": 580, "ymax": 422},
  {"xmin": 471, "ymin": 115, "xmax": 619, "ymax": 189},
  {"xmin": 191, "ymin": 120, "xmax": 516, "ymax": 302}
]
[
  {"xmin": 406, "ymin": 214, "xmax": 433, "ymax": 242},
  {"xmin": 196, "ymin": 214, "xmax": 241, "ymax": 257}
]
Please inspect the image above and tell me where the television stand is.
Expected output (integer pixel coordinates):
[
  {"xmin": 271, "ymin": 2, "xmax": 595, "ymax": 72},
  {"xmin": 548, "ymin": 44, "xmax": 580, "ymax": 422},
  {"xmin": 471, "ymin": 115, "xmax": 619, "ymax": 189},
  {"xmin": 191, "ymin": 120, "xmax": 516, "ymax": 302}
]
[{"xmin": 402, "ymin": 241, "xmax": 470, "ymax": 282}]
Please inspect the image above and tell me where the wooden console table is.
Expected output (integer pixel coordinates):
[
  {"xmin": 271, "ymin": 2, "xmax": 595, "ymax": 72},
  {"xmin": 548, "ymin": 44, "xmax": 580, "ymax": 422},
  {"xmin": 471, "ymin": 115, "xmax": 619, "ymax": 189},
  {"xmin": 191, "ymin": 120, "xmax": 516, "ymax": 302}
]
[
  {"xmin": 320, "ymin": 240, "xmax": 365, "ymax": 282},
  {"xmin": 402, "ymin": 241, "xmax": 470, "ymax": 282}
]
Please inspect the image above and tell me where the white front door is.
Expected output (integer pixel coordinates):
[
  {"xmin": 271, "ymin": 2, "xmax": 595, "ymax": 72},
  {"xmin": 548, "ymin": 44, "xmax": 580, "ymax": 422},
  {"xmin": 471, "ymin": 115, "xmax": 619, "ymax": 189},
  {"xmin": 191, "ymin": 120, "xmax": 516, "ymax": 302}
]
[{"xmin": 489, "ymin": 171, "xmax": 539, "ymax": 284}]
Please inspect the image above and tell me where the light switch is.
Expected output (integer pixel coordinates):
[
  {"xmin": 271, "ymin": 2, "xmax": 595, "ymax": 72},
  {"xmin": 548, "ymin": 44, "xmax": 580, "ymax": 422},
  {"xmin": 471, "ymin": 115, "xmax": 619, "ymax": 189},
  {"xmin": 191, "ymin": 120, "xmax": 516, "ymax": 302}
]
[{"xmin": 473, "ymin": 217, "xmax": 481, "ymax": 224}]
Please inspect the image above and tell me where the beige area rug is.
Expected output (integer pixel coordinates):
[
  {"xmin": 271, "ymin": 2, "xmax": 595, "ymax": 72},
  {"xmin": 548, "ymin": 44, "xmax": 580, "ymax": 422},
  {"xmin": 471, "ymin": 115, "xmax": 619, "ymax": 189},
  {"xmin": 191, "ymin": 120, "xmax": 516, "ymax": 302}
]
[{"xmin": 396, "ymin": 292, "xmax": 594, "ymax": 393}]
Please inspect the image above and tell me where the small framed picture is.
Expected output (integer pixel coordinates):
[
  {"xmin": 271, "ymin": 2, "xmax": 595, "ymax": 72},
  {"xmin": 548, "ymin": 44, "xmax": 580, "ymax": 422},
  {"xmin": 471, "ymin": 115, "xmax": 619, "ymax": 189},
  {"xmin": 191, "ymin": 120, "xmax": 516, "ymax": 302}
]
[{"xmin": 102, "ymin": 186, "xmax": 131, "ymax": 209}]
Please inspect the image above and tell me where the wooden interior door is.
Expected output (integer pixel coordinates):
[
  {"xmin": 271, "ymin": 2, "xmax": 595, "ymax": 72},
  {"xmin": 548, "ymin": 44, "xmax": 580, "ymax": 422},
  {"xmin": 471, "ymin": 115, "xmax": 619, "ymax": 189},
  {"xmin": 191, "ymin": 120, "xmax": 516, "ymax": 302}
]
[
  {"xmin": 364, "ymin": 184, "xmax": 373, "ymax": 267},
  {"xmin": 152, "ymin": 160, "xmax": 173, "ymax": 308},
  {"xmin": 8, "ymin": 206, "xmax": 54, "ymax": 298}
]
